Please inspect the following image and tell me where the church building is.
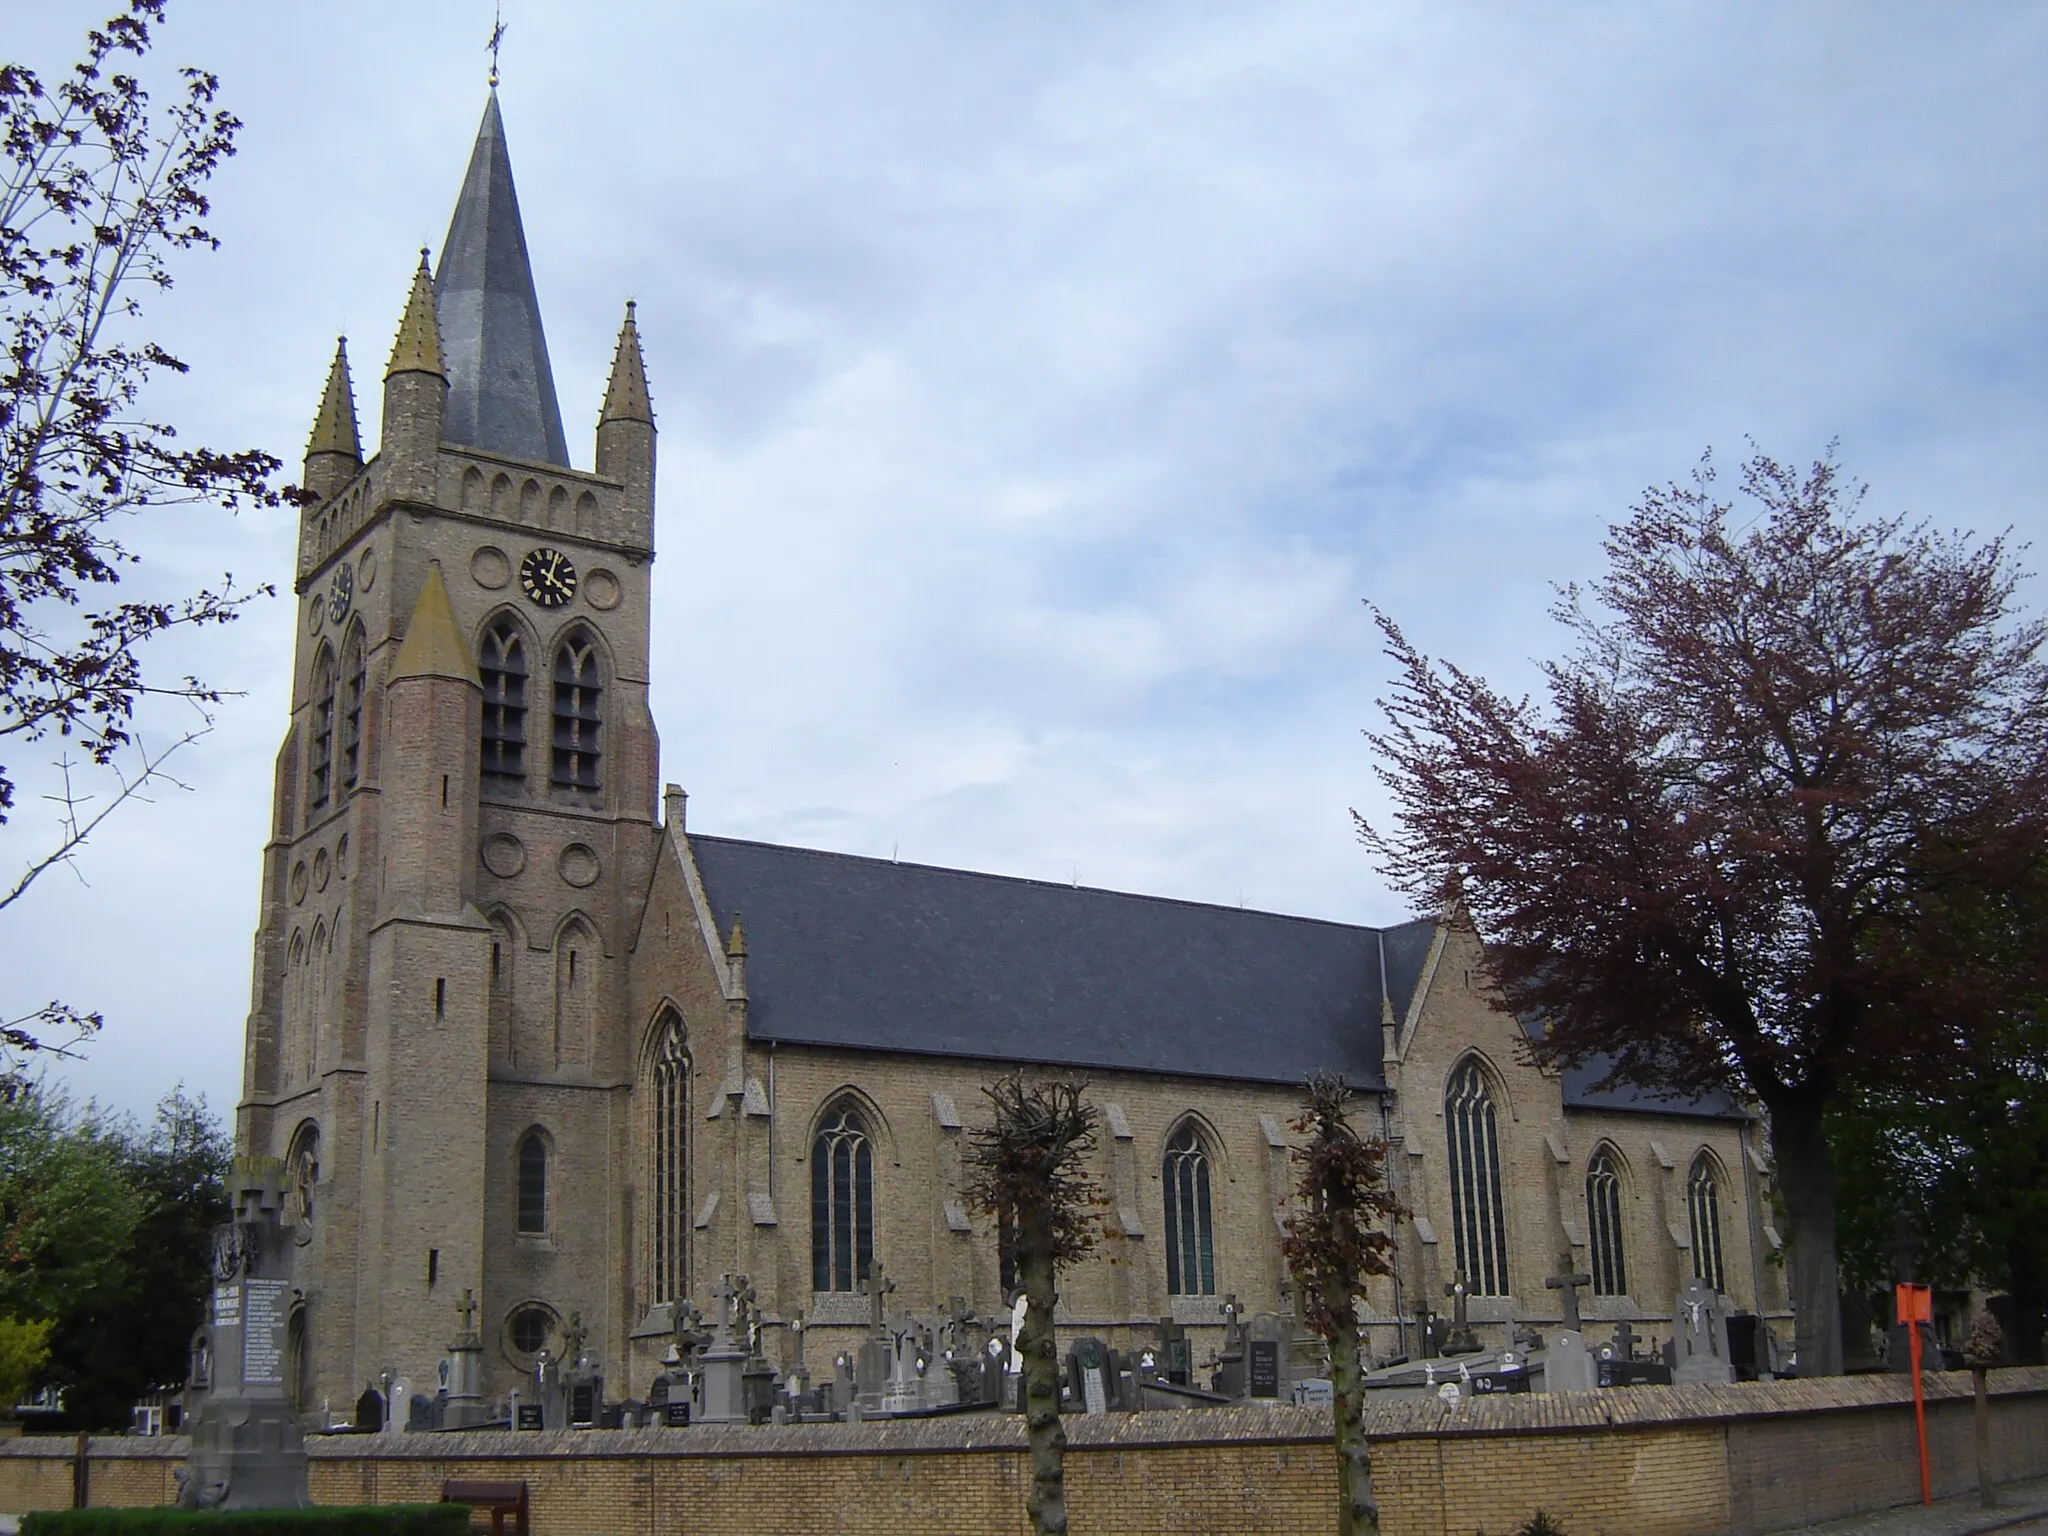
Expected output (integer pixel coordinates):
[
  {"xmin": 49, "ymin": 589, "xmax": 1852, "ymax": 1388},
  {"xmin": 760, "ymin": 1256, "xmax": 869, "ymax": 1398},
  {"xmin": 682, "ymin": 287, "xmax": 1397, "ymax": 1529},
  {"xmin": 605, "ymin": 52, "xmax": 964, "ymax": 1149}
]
[{"xmin": 236, "ymin": 95, "xmax": 1788, "ymax": 1419}]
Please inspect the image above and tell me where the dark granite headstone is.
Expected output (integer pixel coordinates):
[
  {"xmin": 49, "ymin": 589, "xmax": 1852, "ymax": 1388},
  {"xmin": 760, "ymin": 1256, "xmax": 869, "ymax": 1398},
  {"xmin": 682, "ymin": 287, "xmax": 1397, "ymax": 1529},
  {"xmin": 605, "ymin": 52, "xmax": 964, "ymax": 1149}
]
[{"xmin": 1248, "ymin": 1340, "xmax": 1281, "ymax": 1398}]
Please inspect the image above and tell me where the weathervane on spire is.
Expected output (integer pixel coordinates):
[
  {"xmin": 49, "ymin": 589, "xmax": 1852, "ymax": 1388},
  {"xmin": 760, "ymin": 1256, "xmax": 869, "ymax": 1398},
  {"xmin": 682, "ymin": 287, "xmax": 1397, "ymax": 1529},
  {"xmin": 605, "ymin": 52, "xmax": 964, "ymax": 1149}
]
[{"xmin": 487, "ymin": 2, "xmax": 507, "ymax": 89}]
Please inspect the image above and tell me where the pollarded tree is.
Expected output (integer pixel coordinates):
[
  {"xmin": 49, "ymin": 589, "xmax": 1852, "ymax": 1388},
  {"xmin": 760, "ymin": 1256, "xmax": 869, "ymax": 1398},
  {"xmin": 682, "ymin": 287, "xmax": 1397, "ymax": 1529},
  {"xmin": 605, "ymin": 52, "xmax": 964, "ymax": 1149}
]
[
  {"xmin": 1281, "ymin": 1072, "xmax": 1401, "ymax": 1536},
  {"xmin": 1361, "ymin": 446, "xmax": 2048, "ymax": 1377},
  {"xmin": 2, "ymin": 1, "xmax": 286, "ymax": 1080},
  {"xmin": 964, "ymin": 1074, "xmax": 1102, "ymax": 1536}
]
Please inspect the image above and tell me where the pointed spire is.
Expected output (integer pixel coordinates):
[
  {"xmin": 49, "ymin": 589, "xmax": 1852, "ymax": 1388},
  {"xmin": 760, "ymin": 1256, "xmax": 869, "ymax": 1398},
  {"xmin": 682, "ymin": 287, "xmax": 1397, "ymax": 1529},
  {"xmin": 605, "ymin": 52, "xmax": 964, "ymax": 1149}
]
[
  {"xmin": 390, "ymin": 564, "xmax": 479, "ymax": 685},
  {"xmin": 434, "ymin": 93, "xmax": 569, "ymax": 466},
  {"xmin": 726, "ymin": 914, "xmax": 747, "ymax": 958},
  {"xmin": 307, "ymin": 338, "xmax": 361, "ymax": 459},
  {"xmin": 600, "ymin": 301, "xmax": 653, "ymax": 425},
  {"xmin": 386, "ymin": 251, "xmax": 445, "ymax": 379}
]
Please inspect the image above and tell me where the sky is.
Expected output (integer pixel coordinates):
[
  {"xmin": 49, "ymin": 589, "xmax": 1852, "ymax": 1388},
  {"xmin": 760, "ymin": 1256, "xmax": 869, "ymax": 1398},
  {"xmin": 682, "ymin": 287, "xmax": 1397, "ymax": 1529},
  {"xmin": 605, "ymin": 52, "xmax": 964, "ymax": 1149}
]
[{"xmin": 5, "ymin": 1, "xmax": 2044, "ymax": 1123}]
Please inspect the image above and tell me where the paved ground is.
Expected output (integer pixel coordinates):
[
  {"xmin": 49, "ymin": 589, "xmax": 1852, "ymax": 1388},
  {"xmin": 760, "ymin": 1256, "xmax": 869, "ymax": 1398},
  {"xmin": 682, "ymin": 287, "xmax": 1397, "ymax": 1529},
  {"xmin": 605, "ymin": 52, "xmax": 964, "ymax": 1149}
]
[{"xmin": 1775, "ymin": 1475, "xmax": 2048, "ymax": 1536}]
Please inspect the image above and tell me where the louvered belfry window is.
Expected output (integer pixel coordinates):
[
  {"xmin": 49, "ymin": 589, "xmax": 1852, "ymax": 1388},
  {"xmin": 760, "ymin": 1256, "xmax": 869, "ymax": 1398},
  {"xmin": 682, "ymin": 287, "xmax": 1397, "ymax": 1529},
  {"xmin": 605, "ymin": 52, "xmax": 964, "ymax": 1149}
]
[
  {"xmin": 1163, "ymin": 1121, "xmax": 1216, "ymax": 1295},
  {"xmin": 1445, "ymin": 1059, "xmax": 1510, "ymax": 1296},
  {"xmin": 480, "ymin": 621, "xmax": 527, "ymax": 782},
  {"xmin": 651, "ymin": 1016, "xmax": 689, "ymax": 1304},
  {"xmin": 1688, "ymin": 1154, "xmax": 1726, "ymax": 1294},
  {"xmin": 811, "ymin": 1104, "xmax": 874, "ymax": 1292},
  {"xmin": 308, "ymin": 647, "xmax": 336, "ymax": 813},
  {"xmin": 551, "ymin": 634, "xmax": 602, "ymax": 791},
  {"xmin": 340, "ymin": 630, "xmax": 366, "ymax": 790},
  {"xmin": 1586, "ymin": 1148, "xmax": 1628, "ymax": 1296}
]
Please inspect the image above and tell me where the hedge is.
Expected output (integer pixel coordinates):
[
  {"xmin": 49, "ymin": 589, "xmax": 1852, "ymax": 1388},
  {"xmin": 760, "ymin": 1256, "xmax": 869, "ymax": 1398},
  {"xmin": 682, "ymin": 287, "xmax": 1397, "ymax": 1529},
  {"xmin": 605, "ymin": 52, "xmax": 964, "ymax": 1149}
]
[{"xmin": 19, "ymin": 1506, "xmax": 470, "ymax": 1535}]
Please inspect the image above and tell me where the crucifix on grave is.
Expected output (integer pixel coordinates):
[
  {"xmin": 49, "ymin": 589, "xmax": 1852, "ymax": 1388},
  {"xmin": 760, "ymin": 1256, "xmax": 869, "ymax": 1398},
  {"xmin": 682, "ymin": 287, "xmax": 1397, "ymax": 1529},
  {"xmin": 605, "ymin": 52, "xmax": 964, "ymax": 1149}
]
[
  {"xmin": 1442, "ymin": 1270, "xmax": 1481, "ymax": 1354},
  {"xmin": 860, "ymin": 1260, "xmax": 895, "ymax": 1336},
  {"xmin": 1546, "ymin": 1256, "xmax": 1594, "ymax": 1333}
]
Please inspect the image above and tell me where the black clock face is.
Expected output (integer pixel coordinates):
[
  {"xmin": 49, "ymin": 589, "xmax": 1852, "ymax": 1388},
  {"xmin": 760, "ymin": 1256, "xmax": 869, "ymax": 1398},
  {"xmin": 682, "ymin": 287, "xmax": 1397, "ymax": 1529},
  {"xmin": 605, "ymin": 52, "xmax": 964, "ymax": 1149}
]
[
  {"xmin": 519, "ymin": 547, "xmax": 578, "ymax": 608},
  {"xmin": 327, "ymin": 563, "xmax": 354, "ymax": 623}
]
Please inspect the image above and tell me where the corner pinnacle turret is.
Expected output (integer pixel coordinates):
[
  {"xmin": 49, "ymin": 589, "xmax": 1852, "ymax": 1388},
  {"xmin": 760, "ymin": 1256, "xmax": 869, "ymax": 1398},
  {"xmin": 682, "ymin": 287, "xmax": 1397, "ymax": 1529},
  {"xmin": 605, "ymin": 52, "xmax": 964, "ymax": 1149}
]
[
  {"xmin": 600, "ymin": 301, "xmax": 653, "ymax": 426},
  {"xmin": 387, "ymin": 253, "xmax": 445, "ymax": 379},
  {"xmin": 303, "ymin": 337, "xmax": 362, "ymax": 502}
]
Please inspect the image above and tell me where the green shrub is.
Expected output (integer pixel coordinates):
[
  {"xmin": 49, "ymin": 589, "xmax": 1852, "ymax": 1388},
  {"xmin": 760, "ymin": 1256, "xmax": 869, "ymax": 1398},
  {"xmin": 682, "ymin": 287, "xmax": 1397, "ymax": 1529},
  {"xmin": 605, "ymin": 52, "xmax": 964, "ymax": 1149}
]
[
  {"xmin": 1515, "ymin": 1514, "xmax": 1569, "ymax": 1536},
  {"xmin": 20, "ymin": 1505, "xmax": 469, "ymax": 1536}
]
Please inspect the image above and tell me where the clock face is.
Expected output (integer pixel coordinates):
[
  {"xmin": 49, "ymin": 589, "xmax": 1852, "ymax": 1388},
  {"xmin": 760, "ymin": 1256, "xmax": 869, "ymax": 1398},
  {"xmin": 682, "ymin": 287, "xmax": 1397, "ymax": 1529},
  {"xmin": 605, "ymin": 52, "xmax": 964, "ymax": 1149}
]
[
  {"xmin": 327, "ymin": 563, "xmax": 354, "ymax": 623},
  {"xmin": 519, "ymin": 547, "xmax": 578, "ymax": 608}
]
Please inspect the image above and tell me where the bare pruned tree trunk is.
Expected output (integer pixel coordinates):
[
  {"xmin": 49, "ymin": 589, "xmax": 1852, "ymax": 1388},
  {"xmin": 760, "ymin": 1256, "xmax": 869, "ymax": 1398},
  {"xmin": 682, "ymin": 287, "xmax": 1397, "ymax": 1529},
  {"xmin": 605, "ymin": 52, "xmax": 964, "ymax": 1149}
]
[{"xmin": 1017, "ymin": 1205, "xmax": 1069, "ymax": 1534}]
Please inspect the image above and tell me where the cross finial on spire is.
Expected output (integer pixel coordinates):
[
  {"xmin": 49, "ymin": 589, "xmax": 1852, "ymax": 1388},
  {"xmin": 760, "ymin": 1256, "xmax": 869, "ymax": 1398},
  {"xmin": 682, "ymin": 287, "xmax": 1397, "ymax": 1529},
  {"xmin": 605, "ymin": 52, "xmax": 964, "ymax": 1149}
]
[{"xmin": 487, "ymin": 2, "xmax": 507, "ymax": 89}]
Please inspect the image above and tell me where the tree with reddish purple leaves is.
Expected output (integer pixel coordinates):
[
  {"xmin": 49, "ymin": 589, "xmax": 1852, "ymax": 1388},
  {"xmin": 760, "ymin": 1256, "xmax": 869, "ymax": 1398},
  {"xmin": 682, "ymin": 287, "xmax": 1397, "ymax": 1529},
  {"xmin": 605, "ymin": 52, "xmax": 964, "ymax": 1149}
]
[
  {"xmin": 1, "ymin": 2, "xmax": 288, "ymax": 1084},
  {"xmin": 1360, "ymin": 446, "xmax": 2048, "ymax": 1377},
  {"xmin": 1282, "ymin": 1072, "xmax": 1401, "ymax": 1536}
]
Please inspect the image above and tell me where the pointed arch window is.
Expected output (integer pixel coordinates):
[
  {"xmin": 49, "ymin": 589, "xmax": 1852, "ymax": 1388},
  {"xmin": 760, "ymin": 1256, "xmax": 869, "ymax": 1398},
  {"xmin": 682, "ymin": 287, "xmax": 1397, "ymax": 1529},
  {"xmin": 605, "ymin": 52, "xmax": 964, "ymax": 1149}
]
[
  {"xmin": 650, "ymin": 1015, "xmax": 690, "ymax": 1305},
  {"xmin": 1163, "ymin": 1122, "xmax": 1216, "ymax": 1296},
  {"xmin": 340, "ymin": 628, "xmax": 366, "ymax": 791},
  {"xmin": 1586, "ymin": 1148, "xmax": 1627, "ymax": 1296},
  {"xmin": 1687, "ymin": 1154, "xmax": 1726, "ymax": 1294},
  {"xmin": 551, "ymin": 633, "xmax": 601, "ymax": 791},
  {"xmin": 811, "ymin": 1103, "xmax": 874, "ymax": 1292},
  {"xmin": 308, "ymin": 647, "xmax": 336, "ymax": 813},
  {"xmin": 480, "ymin": 620, "xmax": 528, "ymax": 783},
  {"xmin": 517, "ymin": 1130, "xmax": 549, "ymax": 1235},
  {"xmin": 1445, "ymin": 1058, "xmax": 1510, "ymax": 1295},
  {"xmin": 286, "ymin": 1122, "xmax": 320, "ymax": 1230}
]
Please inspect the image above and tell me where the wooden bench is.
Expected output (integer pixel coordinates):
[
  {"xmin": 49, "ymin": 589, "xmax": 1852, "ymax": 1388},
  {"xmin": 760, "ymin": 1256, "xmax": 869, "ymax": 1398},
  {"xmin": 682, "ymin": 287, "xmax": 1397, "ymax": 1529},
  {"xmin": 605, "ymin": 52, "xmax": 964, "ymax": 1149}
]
[{"xmin": 441, "ymin": 1478, "xmax": 530, "ymax": 1536}]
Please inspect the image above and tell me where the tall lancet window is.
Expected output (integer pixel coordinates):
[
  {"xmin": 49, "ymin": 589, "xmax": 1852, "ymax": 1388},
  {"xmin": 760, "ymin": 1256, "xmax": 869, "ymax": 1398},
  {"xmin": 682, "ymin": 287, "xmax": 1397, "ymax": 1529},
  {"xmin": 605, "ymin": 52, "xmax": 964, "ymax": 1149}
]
[
  {"xmin": 517, "ymin": 1130, "xmax": 549, "ymax": 1236},
  {"xmin": 1687, "ymin": 1153, "xmax": 1727, "ymax": 1294},
  {"xmin": 650, "ymin": 1014, "xmax": 690, "ymax": 1305},
  {"xmin": 1445, "ymin": 1058, "xmax": 1510, "ymax": 1295},
  {"xmin": 340, "ymin": 628, "xmax": 366, "ymax": 791},
  {"xmin": 550, "ymin": 633, "xmax": 601, "ymax": 791},
  {"xmin": 480, "ymin": 620, "xmax": 528, "ymax": 784},
  {"xmin": 811, "ymin": 1102, "xmax": 874, "ymax": 1293},
  {"xmin": 1586, "ymin": 1147, "xmax": 1628, "ymax": 1296},
  {"xmin": 1163, "ymin": 1121, "xmax": 1217, "ymax": 1296},
  {"xmin": 308, "ymin": 646, "xmax": 336, "ymax": 813}
]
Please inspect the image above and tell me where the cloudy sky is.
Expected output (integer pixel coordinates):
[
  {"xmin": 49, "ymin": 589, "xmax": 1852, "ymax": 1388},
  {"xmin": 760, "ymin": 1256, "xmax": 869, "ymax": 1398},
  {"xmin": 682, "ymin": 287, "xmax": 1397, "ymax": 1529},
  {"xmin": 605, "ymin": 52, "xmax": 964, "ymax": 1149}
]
[{"xmin": 6, "ymin": 1, "xmax": 2044, "ymax": 1122}]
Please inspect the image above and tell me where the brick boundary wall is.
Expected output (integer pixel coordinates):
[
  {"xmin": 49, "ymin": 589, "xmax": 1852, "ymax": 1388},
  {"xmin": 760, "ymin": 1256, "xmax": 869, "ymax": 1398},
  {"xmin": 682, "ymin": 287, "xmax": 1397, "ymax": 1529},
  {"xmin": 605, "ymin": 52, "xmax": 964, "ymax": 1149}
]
[{"xmin": 1, "ymin": 1368, "xmax": 2042, "ymax": 1536}]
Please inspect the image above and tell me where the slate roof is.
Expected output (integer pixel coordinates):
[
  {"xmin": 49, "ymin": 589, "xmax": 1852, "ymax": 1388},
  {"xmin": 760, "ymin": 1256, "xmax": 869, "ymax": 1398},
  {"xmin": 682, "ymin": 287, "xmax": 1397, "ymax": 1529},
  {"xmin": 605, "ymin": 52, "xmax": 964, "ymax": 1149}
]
[
  {"xmin": 1520, "ymin": 1016, "xmax": 1748, "ymax": 1121},
  {"xmin": 434, "ymin": 94, "xmax": 571, "ymax": 467},
  {"xmin": 686, "ymin": 835, "xmax": 1437, "ymax": 1088}
]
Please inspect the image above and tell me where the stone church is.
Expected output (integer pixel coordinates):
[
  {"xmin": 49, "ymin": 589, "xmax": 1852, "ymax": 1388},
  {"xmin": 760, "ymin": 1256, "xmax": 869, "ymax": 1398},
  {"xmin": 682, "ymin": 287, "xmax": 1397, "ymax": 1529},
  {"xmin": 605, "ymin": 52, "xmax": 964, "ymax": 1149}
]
[{"xmin": 236, "ymin": 94, "xmax": 1788, "ymax": 1419}]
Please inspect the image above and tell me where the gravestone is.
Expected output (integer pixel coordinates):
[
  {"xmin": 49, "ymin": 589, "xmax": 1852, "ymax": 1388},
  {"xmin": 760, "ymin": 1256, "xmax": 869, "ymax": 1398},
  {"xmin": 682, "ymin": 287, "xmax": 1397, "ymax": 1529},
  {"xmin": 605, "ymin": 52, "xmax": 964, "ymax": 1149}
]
[
  {"xmin": 177, "ymin": 1157, "xmax": 310, "ymax": 1510},
  {"xmin": 1543, "ymin": 1330, "xmax": 1598, "ymax": 1393},
  {"xmin": 1441, "ymin": 1272, "xmax": 1482, "ymax": 1355},
  {"xmin": 1071, "ymin": 1338, "xmax": 1111, "ymax": 1415},
  {"xmin": 1545, "ymin": 1258, "xmax": 1592, "ymax": 1332},
  {"xmin": 352, "ymin": 1386, "xmax": 383, "ymax": 1433},
  {"xmin": 442, "ymin": 1289, "xmax": 490, "ymax": 1428},
  {"xmin": 1246, "ymin": 1314, "xmax": 1289, "ymax": 1399},
  {"xmin": 1413, "ymin": 1306, "xmax": 1438, "ymax": 1360},
  {"xmin": 1672, "ymin": 1280, "xmax": 1735, "ymax": 1385},
  {"xmin": 696, "ymin": 1275, "xmax": 755, "ymax": 1424}
]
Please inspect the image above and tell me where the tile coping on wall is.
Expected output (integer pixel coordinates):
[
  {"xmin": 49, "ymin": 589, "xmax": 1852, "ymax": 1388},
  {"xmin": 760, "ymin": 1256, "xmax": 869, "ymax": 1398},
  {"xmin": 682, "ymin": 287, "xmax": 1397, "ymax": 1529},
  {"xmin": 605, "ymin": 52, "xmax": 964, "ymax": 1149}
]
[{"xmin": 4, "ymin": 1367, "xmax": 2041, "ymax": 1464}]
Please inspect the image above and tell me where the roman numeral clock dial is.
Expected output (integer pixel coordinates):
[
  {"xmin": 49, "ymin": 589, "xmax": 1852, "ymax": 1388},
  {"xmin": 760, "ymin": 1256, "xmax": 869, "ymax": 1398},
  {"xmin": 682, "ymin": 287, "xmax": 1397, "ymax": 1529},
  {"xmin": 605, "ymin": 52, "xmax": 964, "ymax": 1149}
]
[{"xmin": 518, "ymin": 547, "xmax": 578, "ymax": 608}]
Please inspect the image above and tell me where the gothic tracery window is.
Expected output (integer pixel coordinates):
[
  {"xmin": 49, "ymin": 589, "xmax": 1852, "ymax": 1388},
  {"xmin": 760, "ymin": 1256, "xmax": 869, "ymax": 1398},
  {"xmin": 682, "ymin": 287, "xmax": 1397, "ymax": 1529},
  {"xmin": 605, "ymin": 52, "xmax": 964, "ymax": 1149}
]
[
  {"xmin": 1163, "ymin": 1121, "xmax": 1217, "ymax": 1296},
  {"xmin": 1445, "ymin": 1058, "xmax": 1510, "ymax": 1296},
  {"xmin": 1687, "ymin": 1153, "xmax": 1726, "ymax": 1294},
  {"xmin": 517, "ymin": 1130, "xmax": 549, "ymax": 1236},
  {"xmin": 340, "ymin": 627, "xmax": 366, "ymax": 791},
  {"xmin": 650, "ymin": 1014, "xmax": 690, "ymax": 1305},
  {"xmin": 480, "ymin": 620, "xmax": 528, "ymax": 784},
  {"xmin": 550, "ymin": 633, "xmax": 601, "ymax": 791},
  {"xmin": 811, "ymin": 1103, "xmax": 874, "ymax": 1293},
  {"xmin": 1586, "ymin": 1147, "xmax": 1627, "ymax": 1296},
  {"xmin": 308, "ymin": 646, "xmax": 336, "ymax": 813}
]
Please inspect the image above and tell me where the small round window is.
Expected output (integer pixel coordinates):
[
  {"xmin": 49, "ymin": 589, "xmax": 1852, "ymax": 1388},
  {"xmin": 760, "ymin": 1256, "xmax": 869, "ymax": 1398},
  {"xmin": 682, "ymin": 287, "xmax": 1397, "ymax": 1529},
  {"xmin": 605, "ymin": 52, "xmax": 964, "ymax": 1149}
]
[{"xmin": 503, "ymin": 1302, "xmax": 558, "ymax": 1367}]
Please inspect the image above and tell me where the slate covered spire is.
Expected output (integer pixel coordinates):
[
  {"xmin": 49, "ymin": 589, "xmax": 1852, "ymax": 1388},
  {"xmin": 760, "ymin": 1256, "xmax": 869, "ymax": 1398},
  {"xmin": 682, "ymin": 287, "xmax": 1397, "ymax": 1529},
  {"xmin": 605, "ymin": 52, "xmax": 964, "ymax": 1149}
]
[
  {"xmin": 303, "ymin": 337, "xmax": 362, "ymax": 502},
  {"xmin": 433, "ymin": 93, "xmax": 570, "ymax": 467}
]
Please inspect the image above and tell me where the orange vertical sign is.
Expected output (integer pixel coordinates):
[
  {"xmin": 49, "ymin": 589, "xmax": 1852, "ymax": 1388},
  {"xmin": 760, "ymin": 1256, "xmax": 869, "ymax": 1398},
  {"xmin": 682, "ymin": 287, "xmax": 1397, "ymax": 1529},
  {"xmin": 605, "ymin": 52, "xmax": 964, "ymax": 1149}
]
[{"xmin": 1896, "ymin": 1282, "xmax": 1933, "ymax": 1504}]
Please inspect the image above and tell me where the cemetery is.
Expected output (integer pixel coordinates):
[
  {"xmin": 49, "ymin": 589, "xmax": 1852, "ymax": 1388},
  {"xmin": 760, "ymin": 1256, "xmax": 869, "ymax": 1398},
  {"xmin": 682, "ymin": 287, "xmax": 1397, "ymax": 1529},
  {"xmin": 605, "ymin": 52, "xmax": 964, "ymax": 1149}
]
[{"xmin": 1, "ymin": 1159, "xmax": 2045, "ymax": 1534}]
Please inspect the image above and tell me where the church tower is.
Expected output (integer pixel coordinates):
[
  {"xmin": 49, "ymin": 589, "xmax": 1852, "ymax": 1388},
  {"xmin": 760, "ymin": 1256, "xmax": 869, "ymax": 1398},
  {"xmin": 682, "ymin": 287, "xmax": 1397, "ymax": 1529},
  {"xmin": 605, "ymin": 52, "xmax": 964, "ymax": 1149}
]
[{"xmin": 237, "ymin": 91, "xmax": 660, "ymax": 1416}]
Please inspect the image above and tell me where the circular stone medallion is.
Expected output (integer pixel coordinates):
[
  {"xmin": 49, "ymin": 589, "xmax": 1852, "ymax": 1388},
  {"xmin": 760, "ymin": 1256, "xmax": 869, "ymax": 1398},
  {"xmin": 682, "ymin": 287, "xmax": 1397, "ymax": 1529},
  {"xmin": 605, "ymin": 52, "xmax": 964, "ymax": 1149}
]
[
  {"xmin": 335, "ymin": 832, "xmax": 349, "ymax": 876},
  {"xmin": 471, "ymin": 545, "xmax": 511, "ymax": 590},
  {"xmin": 306, "ymin": 600, "xmax": 324, "ymax": 636},
  {"xmin": 289, "ymin": 861, "xmax": 309, "ymax": 904},
  {"xmin": 312, "ymin": 847, "xmax": 331, "ymax": 891},
  {"xmin": 480, "ymin": 831, "xmax": 526, "ymax": 879},
  {"xmin": 558, "ymin": 842, "xmax": 600, "ymax": 888},
  {"xmin": 583, "ymin": 568, "xmax": 622, "ymax": 611},
  {"xmin": 358, "ymin": 545, "xmax": 379, "ymax": 591}
]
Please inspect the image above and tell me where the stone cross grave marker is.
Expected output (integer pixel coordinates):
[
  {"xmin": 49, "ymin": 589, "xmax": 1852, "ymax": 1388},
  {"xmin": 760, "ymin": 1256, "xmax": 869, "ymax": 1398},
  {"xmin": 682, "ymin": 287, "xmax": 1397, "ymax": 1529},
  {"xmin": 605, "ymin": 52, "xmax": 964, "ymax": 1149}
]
[
  {"xmin": 1442, "ymin": 1271, "xmax": 1481, "ymax": 1354},
  {"xmin": 1672, "ymin": 1278, "xmax": 1734, "ymax": 1384},
  {"xmin": 1545, "ymin": 1256, "xmax": 1593, "ymax": 1332}
]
